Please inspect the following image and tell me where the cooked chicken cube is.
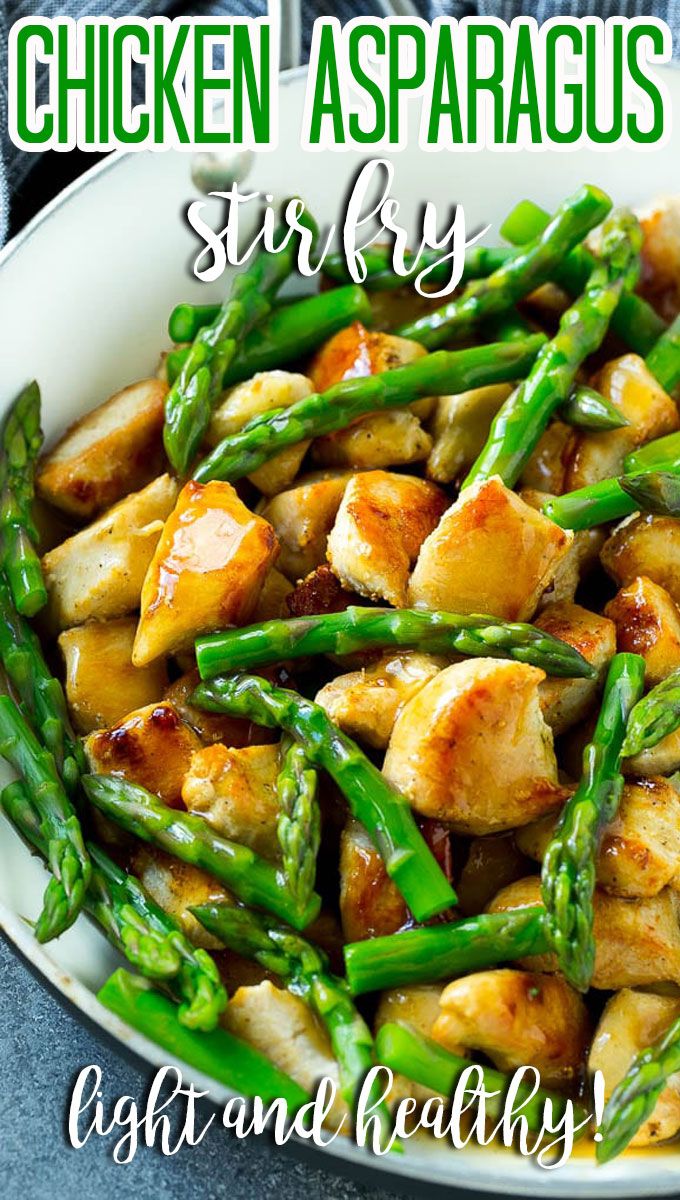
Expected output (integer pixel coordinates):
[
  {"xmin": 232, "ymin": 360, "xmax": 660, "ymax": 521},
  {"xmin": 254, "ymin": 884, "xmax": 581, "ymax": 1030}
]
[
  {"xmin": 602, "ymin": 515, "xmax": 680, "ymax": 607},
  {"xmin": 520, "ymin": 420, "xmax": 572, "ymax": 495},
  {"xmin": 181, "ymin": 742, "xmax": 281, "ymax": 860},
  {"xmin": 605, "ymin": 575, "xmax": 680, "ymax": 686},
  {"xmin": 521, "ymin": 489, "xmax": 605, "ymax": 609},
  {"xmin": 131, "ymin": 846, "xmax": 232, "ymax": 949},
  {"xmin": 58, "ymin": 618, "xmax": 168, "ymax": 734},
  {"xmin": 36, "ymin": 378, "xmax": 167, "ymax": 519},
  {"xmin": 260, "ymin": 472, "xmax": 350, "ymax": 582},
  {"xmin": 432, "ymin": 969, "xmax": 590, "ymax": 1087},
  {"xmin": 624, "ymin": 727, "xmax": 680, "ymax": 777},
  {"xmin": 327, "ymin": 470, "xmax": 447, "ymax": 607},
  {"xmin": 42, "ymin": 474, "xmax": 178, "ymax": 630},
  {"xmin": 564, "ymin": 355, "xmax": 678, "ymax": 491},
  {"xmin": 457, "ymin": 834, "xmax": 532, "ymax": 917},
  {"xmin": 339, "ymin": 818, "xmax": 407, "ymax": 942},
  {"xmin": 223, "ymin": 981, "xmax": 347, "ymax": 1128},
  {"xmin": 638, "ymin": 195, "xmax": 680, "ymax": 321},
  {"xmin": 533, "ymin": 603, "xmax": 616, "ymax": 735},
  {"xmin": 589, "ymin": 990, "xmax": 680, "ymax": 1148},
  {"xmin": 407, "ymin": 477, "xmax": 572, "ymax": 621},
  {"xmin": 85, "ymin": 701, "xmax": 202, "ymax": 808},
  {"xmin": 164, "ymin": 668, "xmax": 275, "ymax": 748},
  {"xmin": 488, "ymin": 876, "xmax": 680, "ymax": 989},
  {"xmin": 251, "ymin": 568, "xmax": 293, "ymax": 621},
  {"xmin": 133, "ymin": 480, "xmax": 278, "ymax": 665},
  {"xmin": 427, "ymin": 384, "xmax": 513, "ymax": 484},
  {"xmin": 313, "ymin": 410, "xmax": 431, "ymax": 470},
  {"xmin": 382, "ymin": 659, "xmax": 564, "ymax": 834},
  {"xmin": 208, "ymin": 371, "xmax": 313, "ymax": 496},
  {"xmin": 309, "ymin": 321, "xmax": 425, "ymax": 392},
  {"xmin": 516, "ymin": 777, "xmax": 680, "ymax": 899},
  {"xmin": 315, "ymin": 652, "xmax": 445, "ymax": 750}
]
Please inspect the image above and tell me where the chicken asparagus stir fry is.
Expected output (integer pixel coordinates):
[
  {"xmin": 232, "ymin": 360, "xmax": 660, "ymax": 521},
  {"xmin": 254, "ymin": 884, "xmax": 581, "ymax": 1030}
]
[{"xmin": 7, "ymin": 184, "xmax": 680, "ymax": 1161}]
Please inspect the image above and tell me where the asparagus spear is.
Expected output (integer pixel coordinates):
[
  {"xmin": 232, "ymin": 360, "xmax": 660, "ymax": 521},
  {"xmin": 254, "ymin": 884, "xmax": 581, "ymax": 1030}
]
[
  {"xmin": 542, "ymin": 471, "xmax": 669, "ymax": 532},
  {"xmin": 82, "ymin": 774, "xmax": 320, "ymax": 931},
  {"xmin": 375, "ymin": 1022, "xmax": 586, "ymax": 1131},
  {"xmin": 560, "ymin": 385, "xmax": 628, "ymax": 432},
  {"xmin": 596, "ymin": 1011, "xmax": 680, "ymax": 1162},
  {"xmin": 621, "ymin": 667, "xmax": 680, "ymax": 757},
  {"xmin": 2, "ymin": 781, "xmax": 227, "ymax": 1031},
  {"xmin": 395, "ymin": 185, "xmax": 612, "ymax": 349},
  {"xmin": 643, "ymin": 313, "xmax": 680, "ymax": 394},
  {"xmin": 626, "ymin": 430, "xmax": 680, "ymax": 474},
  {"xmin": 166, "ymin": 285, "xmax": 373, "ymax": 386},
  {"xmin": 0, "ymin": 381, "xmax": 47, "ymax": 616},
  {"xmin": 192, "ymin": 336, "xmax": 545, "ymax": 484},
  {"xmin": 277, "ymin": 737, "xmax": 320, "ymax": 919},
  {"xmin": 501, "ymin": 197, "xmax": 666, "ymax": 355},
  {"xmin": 541, "ymin": 653, "xmax": 645, "ymax": 992},
  {"xmin": 192, "ymin": 900, "xmax": 391, "ymax": 1138},
  {"xmin": 321, "ymin": 243, "xmax": 512, "ymax": 291},
  {"xmin": 0, "ymin": 696, "xmax": 90, "ymax": 942},
  {"xmin": 191, "ymin": 674, "xmax": 457, "ymax": 922},
  {"xmin": 344, "ymin": 907, "xmax": 548, "ymax": 996},
  {"xmin": 0, "ymin": 575, "xmax": 85, "ymax": 791},
  {"xmin": 195, "ymin": 608, "xmax": 596, "ymax": 681},
  {"xmin": 618, "ymin": 470, "xmax": 680, "ymax": 517},
  {"xmin": 464, "ymin": 210, "xmax": 643, "ymax": 489},
  {"xmin": 163, "ymin": 210, "xmax": 318, "ymax": 474},
  {"xmin": 99, "ymin": 968, "xmax": 309, "ymax": 1111}
]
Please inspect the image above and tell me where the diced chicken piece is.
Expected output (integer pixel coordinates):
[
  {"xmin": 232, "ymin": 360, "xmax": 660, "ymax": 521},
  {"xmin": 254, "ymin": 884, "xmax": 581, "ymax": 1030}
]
[
  {"xmin": 182, "ymin": 743, "xmax": 281, "ymax": 860},
  {"xmin": 375, "ymin": 985, "xmax": 446, "ymax": 1104},
  {"xmin": 313, "ymin": 410, "xmax": 431, "ymax": 470},
  {"xmin": 208, "ymin": 371, "xmax": 313, "ymax": 495},
  {"xmin": 433, "ymin": 970, "xmax": 590, "ymax": 1087},
  {"xmin": 339, "ymin": 818, "xmax": 407, "ymax": 942},
  {"xmin": 260, "ymin": 473, "xmax": 350, "ymax": 582},
  {"xmin": 488, "ymin": 876, "xmax": 680, "ymax": 989},
  {"xmin": 309, "ymin": 321, "xmax": 426, "ymax": 392},
  {"xmin": 327, "ymin": 470, "xmax": 447, "ymax": 607},
  {"xmin": 602, "ymin": 515, "xmax": 680, "ymax": 607},
  {"xmin": 638, "ymin": 195, "xmax": 680, "ymax": 321},
  {"xmin": 36, "ymin": 379, "xmax": 167, "ymax": 519},
  {"xmin": 605, "ymin": 575, "xmax": 680, "ymax": 686},
  {"xmin": 624, "ymin": 728, "xmax": 680, "ymax": 777},
  {"xmin": 131, "ymin": 846, "xmax": 232, "ymax": 949},
  {"xmin": 564, "ymin": 355, "xmax": 679, "ymax": 491},
  {"xmin": 426, "ymin": 384, "xmax": 513, "ymax": 484},
  {"xmin": 383, "ymin": 659, "xmax": 564, "ymax": 834},
  {"xmin": 133, "ymin": 480, "xmax": 278, "ymax": 665},
  {"xmin": 516, "ymin": 777, "xmax": 680, "ymax": 899},
  {"xmin": 315, "ymin": 652, "xmax": 445, "ymax": 750},
  {"xmin": 42, "ymin": 474, "xmax": 179, "ymax": 630},
  {"xmin": 286, "ymin": 563, "xmax": 358, "ymax": 617},
  {"xmin": 521, "ymin": 489, "xmax": 605, "ymax": 609},
  {"xmin": 251, "ymin": 568, "xmax": 293, "ymax": 621},
  {"xmin": 58, "ymin": 618, "xmax": 168, "ymax": 734},
  {"xmin": 456, "ymin": 834, "xmax": 532, "ymax": 917},
  {"xmin": 533, "ymin": 603, "xmax": 616, "ymax": 736},
  {"xmin": 520, "ymin": 420, "xmax": 572, "ymax": 495},
  {"xmin": 590, "ymin": 990, "xmax": 680, "ymax": 1148},
  {"xmin": 85, "ymin": 701, "xmax": 202, "ymax": 808},
  {"xmin": 223, "ymin": 981, "xmax": 348, "ymax": 1127},
  {"xmin": 407, "ymin": 477, "xmax": 572, "ymax": 621},
  {"xmin": 164, "ymin": 668, "xmax": 275, "ymax": 748}
]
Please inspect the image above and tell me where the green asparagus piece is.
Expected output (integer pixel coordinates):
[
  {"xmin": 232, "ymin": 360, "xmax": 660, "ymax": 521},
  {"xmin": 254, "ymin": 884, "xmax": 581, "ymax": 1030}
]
[
  {"xmin": 375, "ymin": 1023, "xmax": 586, "ymax": 1132},
  {"xmin": 166, "ymin": 285, "xmax": 373, "ymax": 387},
  {"xmin": 596, "ymin": 1011, "xmax": 680, "ymax": 1162},
  {"xmin": 192, "ymin": 336, "xmax": 545, "ymax": 484},
  {"xmin": 169, "ymin": 303, "xmax": 222, "ymax": 343},
  {"xmin": 0, "ymin": 575, "xmax": 85, "ymax": 791},
  {"xmin": 0, "ymin": 382, "xmax": 47, "ymax": 616},
  {"xmin": 560, "ymin": 385, "xmax": 628, "ymax": 432},
  {"xmin": 501, "ymin": 197, "xmax": 666, "ymax": 355},
  {"xmin": 396, "ymin": 185, "xmax": 612, "ymax": 349},
  {"xmin": 543, "ymin": 443, "xmax": 680, "ymax": 531},
  {"xmin": 541, "ymin": 653, "xmax": 645, "ymax": 992},
  {"xmin": 626, "ymin": 430, "xmax": 680, "ymax": 474},
  {"xmin": 321, "ymin": 243, "xmax": 512, "ymax": 291},
  {"xmin": 644, "ymin": 313, "xmax": 680, "ymax": 394},
  {"xmin": 195, "ymin": 607, "xmax": 596, "ymax": 681},
  {"xmin": 191, "ymin": 674, "xmax": 456, "ymax": 922},
  {"xmin": 619, "ymin": 470, "xmax": 680, "ymax": 516},
  {"xmin": 99, "ymin": 968, "xmax": 309, "ymax": 1111},
  {"xmin": 277, "ymin": 737, "xmax": 320, "ymax": 919},
  {"xmin": 621, "ymin": 667, "xmax": 680, "ymax": 757},
  {"xmin": 192, "ymin": 900, "xmax": 392, "ymax": 1138},
  {"xmin": 344, "ymin": 907, "xmax": 548, "ymax": 995},
  {"xmin": 163, "ymin": 210, "xmax": 318, "ymax": 474},
  {"xmin": 0, "ymin": 696, "xmax": 90, "ymax": 942},
  {"xmin": 81, "ymin": 774, "xmax": 320, "ymax": 931},
  {"xmin": 2, "ymin": 781, "xmax": 227, "ymax": 1031},
  {"xmin": 464, "ymin": 210, "xmax": 643, "ymax": 489}
]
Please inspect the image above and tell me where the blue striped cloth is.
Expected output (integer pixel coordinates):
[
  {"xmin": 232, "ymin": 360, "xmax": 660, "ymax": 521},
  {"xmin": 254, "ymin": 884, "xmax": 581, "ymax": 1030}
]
[{"xmin": 1, "ymin": 0, "xmax": 678, "ymax": 244}]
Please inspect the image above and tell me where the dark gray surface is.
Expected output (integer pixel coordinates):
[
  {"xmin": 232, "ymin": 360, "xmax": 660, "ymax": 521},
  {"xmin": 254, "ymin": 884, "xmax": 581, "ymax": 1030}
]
[{"xmin": 0, "ymin": 936, "xmax": 438, "ymax": 1200}]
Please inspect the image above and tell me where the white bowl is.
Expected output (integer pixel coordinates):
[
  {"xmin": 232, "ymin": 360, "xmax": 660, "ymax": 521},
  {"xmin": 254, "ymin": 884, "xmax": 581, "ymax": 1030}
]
[{"xmin": 2, "ymin": 64, "xmax": 680, "ymax": 1199}]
